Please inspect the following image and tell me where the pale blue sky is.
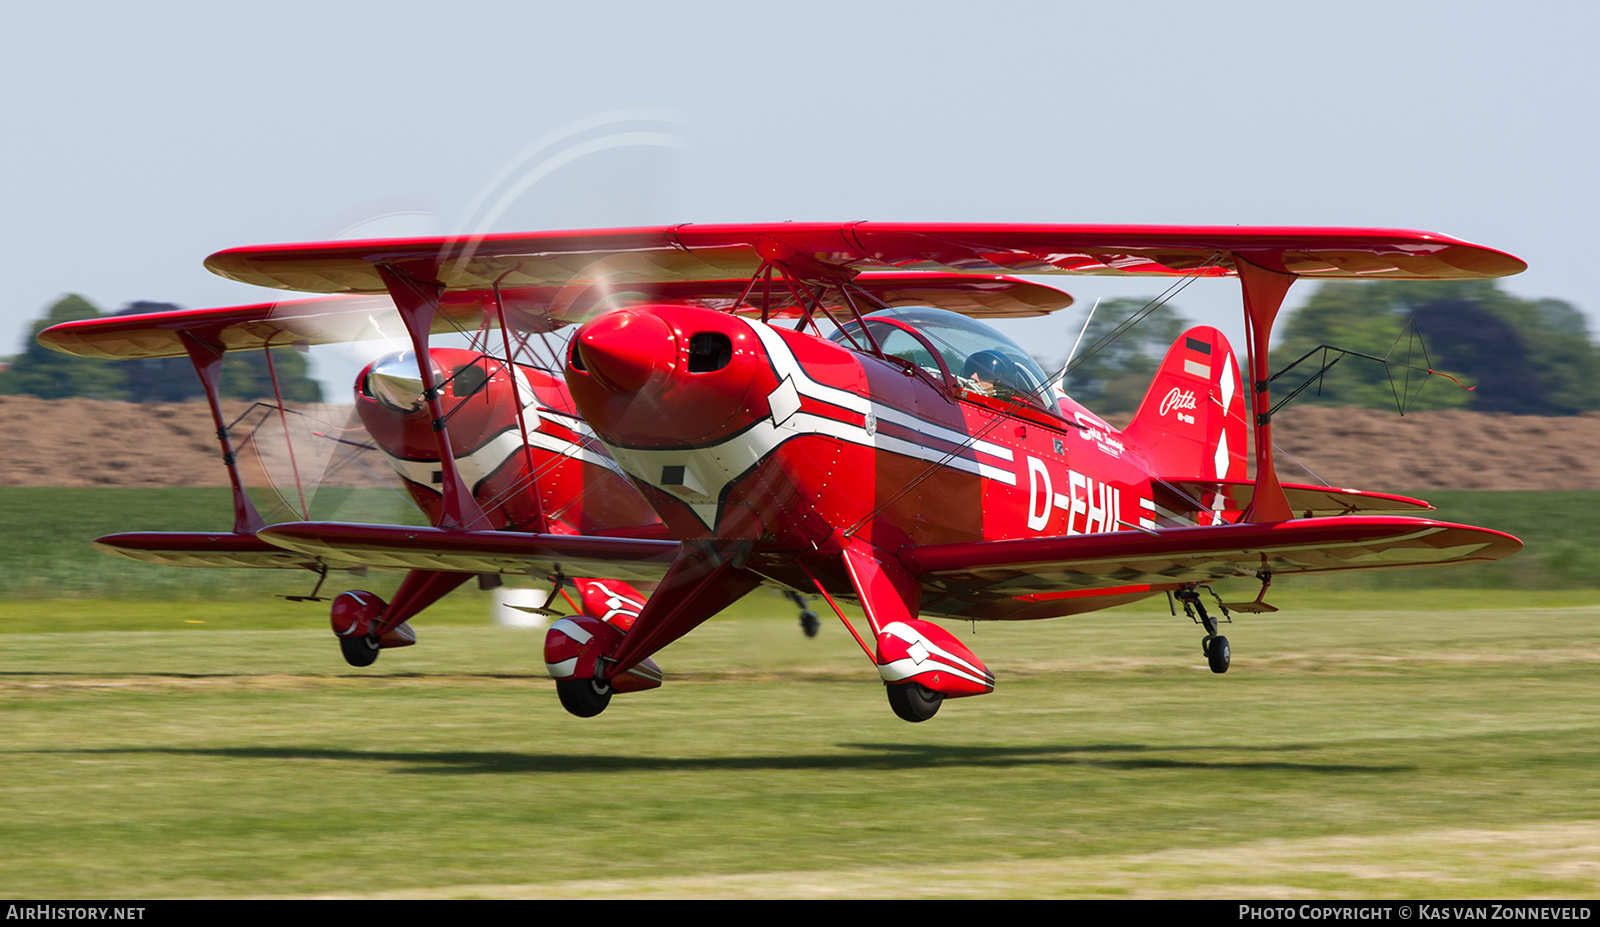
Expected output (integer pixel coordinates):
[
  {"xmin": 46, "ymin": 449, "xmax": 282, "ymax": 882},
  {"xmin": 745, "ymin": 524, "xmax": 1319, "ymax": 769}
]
[{"xmin": 4, "ymin": 1, "xmax": 1593, "ymax": 389}]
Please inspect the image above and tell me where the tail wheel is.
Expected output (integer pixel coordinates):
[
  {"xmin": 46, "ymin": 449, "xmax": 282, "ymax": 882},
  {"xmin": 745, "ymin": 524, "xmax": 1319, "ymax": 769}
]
[
  {"xmin": 886, "ymin": 682, "xmax": 944, "ymax": 723},
  {"xmin": 339, "ymin": 634, "xmax": 380, "ymax": 667},
  {"xmin": 556, "ymin": 677, "xmax": 613, "ymax": 718},
  {"xmin": 1207, "ymin": 635, "xmax": 1231, "ymax": 674},
  {"xmin": 799, "ymin": 609, "xmax": 820, "ymax": 638}
]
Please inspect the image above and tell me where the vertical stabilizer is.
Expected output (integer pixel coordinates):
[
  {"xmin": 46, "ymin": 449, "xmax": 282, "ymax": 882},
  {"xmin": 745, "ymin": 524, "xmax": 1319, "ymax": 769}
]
[{"xmin": 1122, "ymin": 326, "xmax": 1248, "ymax": 485}]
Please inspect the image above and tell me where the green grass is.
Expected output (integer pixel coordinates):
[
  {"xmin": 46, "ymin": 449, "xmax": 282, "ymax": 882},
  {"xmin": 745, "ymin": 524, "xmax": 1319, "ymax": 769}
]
[
  {"xmin": 3, "ymin": 487, "xmax": 1598, "ymax": 600},
  {"xmin": 0, "ymin": 487, "xmax": 424, "ymax": 600},
  {"xmin": 3, "ymin": 487, "xmax": 1594, "ymax": 896},
  {"xmin": 1319, "ymin": 489, "xmax": 1600, "ymax": 590},
  {"xmin": 0, "ymin": 594, "xmax": 496, "ymax": 633},
  {"xmin": 1, "ymin": 588, "xmax": 1594, "ymax": 636},
  {"xmin": 1, "ymin": 596, "xmax": 1597, "ymax": 898}
]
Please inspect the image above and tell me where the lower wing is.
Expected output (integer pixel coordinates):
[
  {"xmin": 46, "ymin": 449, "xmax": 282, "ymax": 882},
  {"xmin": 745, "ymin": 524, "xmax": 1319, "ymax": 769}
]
[
  {"xmin": 899, "ymin": 516, "xmax": 1520, "ymax": 620},
  {"xmin": 96, "ymin": 523, "xmax": 679, "ymax": 585}
]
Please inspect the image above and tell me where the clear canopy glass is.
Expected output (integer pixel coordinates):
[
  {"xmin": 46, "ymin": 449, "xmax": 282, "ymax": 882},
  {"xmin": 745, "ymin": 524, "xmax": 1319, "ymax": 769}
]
[{"xmin": 831, "ymin": 307, "xmax": 1058, "ymax": 414}]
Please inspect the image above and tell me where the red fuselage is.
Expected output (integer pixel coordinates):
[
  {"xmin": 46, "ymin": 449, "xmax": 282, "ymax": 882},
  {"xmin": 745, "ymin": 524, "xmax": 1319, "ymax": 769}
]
[
  {"xmin": 564, "ymin": 304, "xmax": 1247, "ymax": 617},
  {"xmin": 349, "ymin": 306, "xmax": 1247, "ymax": 621}
]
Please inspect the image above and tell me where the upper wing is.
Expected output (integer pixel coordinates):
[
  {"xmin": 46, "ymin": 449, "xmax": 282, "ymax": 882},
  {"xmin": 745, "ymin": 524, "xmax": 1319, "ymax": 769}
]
[
  {"xmin": 756, "ymin": 271, "xmax": 1073, "ymax": 318},
  {"xmin": 899, "ymin": 516, "xmax": 1520, "ymax": 621},
  {"xmin": 37, "ymin": 295, "xmax": 416, "ymax": 360},
  {"xmin": 204, "ymin": 223, "xmax": 1526, "ymax": 297},
  {"xmin": 36, "ymin": 272, "xmax": 1072, "ymax": 361}
]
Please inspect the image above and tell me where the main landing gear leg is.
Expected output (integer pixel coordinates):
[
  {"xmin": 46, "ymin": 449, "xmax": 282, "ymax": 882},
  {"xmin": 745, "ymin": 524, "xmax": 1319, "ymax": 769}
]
[
  {"xmin": 1175, "ymin": 584, "xmax": 1232, "ymax": 674},
  {"xmin": 829, "ymin": 539, "xmax": 994, "ymax": 723}
]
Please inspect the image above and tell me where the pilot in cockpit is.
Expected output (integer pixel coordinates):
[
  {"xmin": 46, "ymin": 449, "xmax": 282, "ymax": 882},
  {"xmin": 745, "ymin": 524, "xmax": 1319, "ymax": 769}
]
[{"xmin": 960, "ymin": 350, "xmax": 1031, "ymax": 403}]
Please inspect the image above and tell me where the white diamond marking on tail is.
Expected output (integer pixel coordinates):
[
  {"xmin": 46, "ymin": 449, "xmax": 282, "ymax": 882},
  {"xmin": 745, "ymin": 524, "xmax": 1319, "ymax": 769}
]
[
  {"xmin": 1220, "ymin": 355, "xmax": 1235, "ymax": 408},
  {"xmin": 1214, "ymin": 430, "xmax": 1230, "ymax": 480}
]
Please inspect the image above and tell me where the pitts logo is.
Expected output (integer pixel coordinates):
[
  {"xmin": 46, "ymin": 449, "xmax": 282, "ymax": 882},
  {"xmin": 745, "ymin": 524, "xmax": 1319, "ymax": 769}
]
[
  {"xmin": 1159, "ymin": 387, "xmax": 1198, "ymax": 417},
  {"xmin": 1026, "ymin": 456, "xmax": 1125, "ymax": 535},
  {"xmin": 1160, "ymin": 387, "xmax": 1199, "ymax": 424}
]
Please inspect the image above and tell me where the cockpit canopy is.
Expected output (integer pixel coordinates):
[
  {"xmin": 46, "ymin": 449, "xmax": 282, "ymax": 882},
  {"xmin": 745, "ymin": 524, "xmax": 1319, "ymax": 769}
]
[{"xmin": 830, "ymin": 307, "xmax": 1059, "ymax": 415}]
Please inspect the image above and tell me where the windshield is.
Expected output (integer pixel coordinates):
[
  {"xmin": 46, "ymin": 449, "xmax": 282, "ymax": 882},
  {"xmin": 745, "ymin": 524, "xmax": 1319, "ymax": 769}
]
[{"xmin": 831, "ymin": 307, "xmax": 1059, "ymax": 415}]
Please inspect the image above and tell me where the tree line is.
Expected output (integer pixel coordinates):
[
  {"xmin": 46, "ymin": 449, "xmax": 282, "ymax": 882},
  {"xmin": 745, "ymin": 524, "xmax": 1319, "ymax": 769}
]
[
  {"xmin": 0, "ymin": 295, "xmax": 322, "ymax": 403},
  {"xmin": 1049, "ymin": 281, "xmax": 1600, "ymax": 418}
]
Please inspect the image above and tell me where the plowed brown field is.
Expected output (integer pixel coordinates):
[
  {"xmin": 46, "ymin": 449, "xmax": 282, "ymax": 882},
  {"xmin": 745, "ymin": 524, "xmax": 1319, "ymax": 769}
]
[{"xmin": 4, "ymin": 395, "xmax": 1596, "ymax": 491}]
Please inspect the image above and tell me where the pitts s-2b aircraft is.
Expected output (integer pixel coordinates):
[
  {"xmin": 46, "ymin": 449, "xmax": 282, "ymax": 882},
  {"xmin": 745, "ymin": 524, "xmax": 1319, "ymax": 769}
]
[{"xmin": 41, "ymin": 223, "xmax": 1526, "ymax": 721}]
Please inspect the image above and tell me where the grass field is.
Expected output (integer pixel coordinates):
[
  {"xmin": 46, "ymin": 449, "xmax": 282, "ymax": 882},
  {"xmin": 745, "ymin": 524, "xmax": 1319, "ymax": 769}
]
[
  {"xmin": 5, "ymin": 488, "xmax": 1598, "ymax": 600},
  {"xmin": 0, "ymin": 487, "xmax": 424, "ymax": 600},
  {"xmin": 3, "ymin": 488, "xmax": 1598, "ymax": 897},
  {"xmin": 2, "ymin": 592, "xmax": 1598, "ymax": 898}
]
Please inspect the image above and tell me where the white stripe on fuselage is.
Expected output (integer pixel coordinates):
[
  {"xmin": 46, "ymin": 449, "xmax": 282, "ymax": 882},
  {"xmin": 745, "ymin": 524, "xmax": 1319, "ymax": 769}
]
[
  {"xmin": 383, "ymin": 367, "xmax": 623, "ymax": 492},
  {"xmin": 749, "ymin": 319, "xmax": 1017, "ymax": 484},
  {"xmin": 596, "ymin": 317, "xmax": 1022, "ymax": 530}
]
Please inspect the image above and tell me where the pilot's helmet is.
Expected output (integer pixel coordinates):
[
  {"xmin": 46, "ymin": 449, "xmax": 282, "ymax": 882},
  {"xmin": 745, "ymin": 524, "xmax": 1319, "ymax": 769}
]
[{"xmin": 962, "ymin": 350, "xmax": 1019, "ymax": 387}]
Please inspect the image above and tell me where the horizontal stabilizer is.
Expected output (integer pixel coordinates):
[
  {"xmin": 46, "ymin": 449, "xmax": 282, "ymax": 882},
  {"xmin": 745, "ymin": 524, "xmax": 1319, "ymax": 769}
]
[
  {"xmin": 1155, "ymin": 480, "xmax": 1435, "ymax": 519},
  {"xmin": 257, "ymin": 522, "xmax": 678, "ymax": 583}
]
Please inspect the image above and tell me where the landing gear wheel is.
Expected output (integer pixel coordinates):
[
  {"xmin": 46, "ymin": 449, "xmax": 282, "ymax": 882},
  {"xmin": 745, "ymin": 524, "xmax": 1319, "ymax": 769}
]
[
  {"xmin": 1207, "ymin": 635, "xmax": 1231, "ymax": 674},
  {"xmin": 556, "ymin": 677, "xmax": 613, "ymax": 718},
  {"xmin": 339, "ymin": 634, "xmax": 380, "ymax": 667},
  {"xmin": 886, "ymin": 682, "xmax": 944, "ymax": 723},
  {"xmin": 799, "ymin": 609, "xmax": 820, "ymax": 638}
]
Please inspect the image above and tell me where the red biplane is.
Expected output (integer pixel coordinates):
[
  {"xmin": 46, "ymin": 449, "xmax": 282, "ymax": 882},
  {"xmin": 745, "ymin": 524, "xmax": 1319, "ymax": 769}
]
[{"xmin": 40, "ymin": 223, "xmax": 1526, "ymax": 721}]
